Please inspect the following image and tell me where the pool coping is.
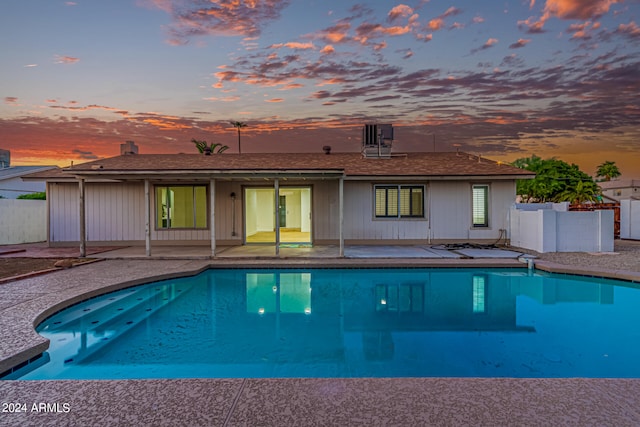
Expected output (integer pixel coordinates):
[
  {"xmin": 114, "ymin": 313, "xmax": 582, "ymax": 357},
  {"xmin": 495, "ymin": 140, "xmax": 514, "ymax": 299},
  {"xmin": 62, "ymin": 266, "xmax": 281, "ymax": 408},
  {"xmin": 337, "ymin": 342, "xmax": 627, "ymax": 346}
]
[{"xmin": 1, "ymin": 258, "xmax": 640, "ymax": 426}]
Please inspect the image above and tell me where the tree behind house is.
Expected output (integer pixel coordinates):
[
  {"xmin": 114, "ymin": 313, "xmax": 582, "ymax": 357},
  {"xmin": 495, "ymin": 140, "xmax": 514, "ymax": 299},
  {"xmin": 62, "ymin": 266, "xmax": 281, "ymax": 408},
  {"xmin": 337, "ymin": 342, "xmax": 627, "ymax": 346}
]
[
  {"xmin": 191, "ymin": 139, "xmax": 228, "ymax": 154},
  {"xmin": 595, "ymin": 161, "xmax": 621, "ymax": 182},
  {"xmin": 230, "ymin": 121, "xmax": 247, "ymax": 154},
  {"xmin": 512, "ymin": 156, "xmax": 599, "ymax": 203}
]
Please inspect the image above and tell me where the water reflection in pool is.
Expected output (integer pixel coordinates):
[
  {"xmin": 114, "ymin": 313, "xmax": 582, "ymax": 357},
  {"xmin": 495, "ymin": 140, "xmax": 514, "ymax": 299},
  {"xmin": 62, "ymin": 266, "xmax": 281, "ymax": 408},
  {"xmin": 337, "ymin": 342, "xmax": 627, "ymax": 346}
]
[{"xmin": 10, "ymin": 268, "xmax": 640, "ymax": 380}]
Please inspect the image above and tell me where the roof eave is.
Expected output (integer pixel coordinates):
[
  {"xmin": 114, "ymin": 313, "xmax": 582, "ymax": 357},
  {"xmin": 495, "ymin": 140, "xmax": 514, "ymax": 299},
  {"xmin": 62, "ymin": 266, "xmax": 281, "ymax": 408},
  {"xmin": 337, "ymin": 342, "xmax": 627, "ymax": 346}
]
[{"xmin": 346, "ymin": 174, "xmax": 536, "ymax": 181}]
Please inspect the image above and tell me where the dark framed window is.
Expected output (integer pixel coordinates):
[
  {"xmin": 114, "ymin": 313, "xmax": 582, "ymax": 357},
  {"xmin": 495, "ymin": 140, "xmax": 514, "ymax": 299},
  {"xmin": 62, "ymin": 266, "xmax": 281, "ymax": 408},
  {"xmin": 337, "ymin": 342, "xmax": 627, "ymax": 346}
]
[
  {"xmin": 375, "ymin": 185, "xmax": 424, "ymax": 218},
  {"xmin": 156, "ymin": 185, "xmax": 207, "ymax": 229},
  {"xmin": 472, "ymin": 184, "xmax": 489, "ymax": 227}
]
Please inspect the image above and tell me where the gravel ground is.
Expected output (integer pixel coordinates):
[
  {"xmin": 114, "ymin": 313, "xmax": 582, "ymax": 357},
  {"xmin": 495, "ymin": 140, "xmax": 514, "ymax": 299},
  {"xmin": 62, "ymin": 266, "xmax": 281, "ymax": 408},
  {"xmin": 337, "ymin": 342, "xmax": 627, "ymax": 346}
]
[{"xmin": 515, "ymin": 239, "xmax": 640, "ymax": 272}]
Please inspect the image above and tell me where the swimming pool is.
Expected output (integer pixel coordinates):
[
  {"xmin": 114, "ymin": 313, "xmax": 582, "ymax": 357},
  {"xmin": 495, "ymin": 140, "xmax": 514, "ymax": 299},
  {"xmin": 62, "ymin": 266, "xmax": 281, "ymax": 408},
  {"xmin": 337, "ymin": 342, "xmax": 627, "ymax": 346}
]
[{"xmin": 9, "ymin": 268, "xmax": 640, "ymax": 379}]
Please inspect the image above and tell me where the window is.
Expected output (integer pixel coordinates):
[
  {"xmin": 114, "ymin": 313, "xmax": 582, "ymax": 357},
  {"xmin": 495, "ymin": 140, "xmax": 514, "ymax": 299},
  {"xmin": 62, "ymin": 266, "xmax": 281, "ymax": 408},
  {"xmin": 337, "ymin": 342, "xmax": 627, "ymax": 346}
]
[
  {"xmin": 375, "ymin": 185, "xmax": 424, "ymax": 218},
  {"xmin": 472, "ymin": 185, "xmax": 489, "ymax": 227},
  {"xmin": 156, "ymin": 185, "xmax": 207, "ymax": 229}
]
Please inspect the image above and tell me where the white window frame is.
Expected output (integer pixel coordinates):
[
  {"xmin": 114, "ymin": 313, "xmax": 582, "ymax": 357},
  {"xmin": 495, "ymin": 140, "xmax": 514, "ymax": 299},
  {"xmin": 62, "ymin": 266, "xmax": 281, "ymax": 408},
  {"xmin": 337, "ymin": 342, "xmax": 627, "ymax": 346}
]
[{"xmin": 472, "ymin": 184, "xmax": 489, "ymax": 228}]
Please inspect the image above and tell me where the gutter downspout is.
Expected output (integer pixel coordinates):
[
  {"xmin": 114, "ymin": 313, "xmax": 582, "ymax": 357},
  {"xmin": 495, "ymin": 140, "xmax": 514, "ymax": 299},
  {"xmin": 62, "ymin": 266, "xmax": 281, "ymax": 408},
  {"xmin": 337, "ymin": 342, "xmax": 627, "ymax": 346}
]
[
  {"xmin": 79, "ymin": 179, "xmax": 86, "ymax": 257},
  {"xmin": 274, "ymin": 178, "xmax": 280, "ymax": 257},
  {"xmin": 210, "ymin": 178, "xmax": 216, "ymax": 257},
  {"xmin": 339, "ymin": 176, "xmax": 344, "ymax": 257},
  {"xmin": 144, "ymin": 180, "xmax": 151, "ymax": 257}
]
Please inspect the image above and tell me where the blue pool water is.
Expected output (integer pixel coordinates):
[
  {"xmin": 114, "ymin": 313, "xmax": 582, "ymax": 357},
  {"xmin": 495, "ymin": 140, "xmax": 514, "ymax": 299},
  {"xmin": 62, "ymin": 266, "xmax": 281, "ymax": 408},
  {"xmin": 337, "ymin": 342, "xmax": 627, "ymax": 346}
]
[{"xmin": 9, "ymin": 268, "xmax": 640, "ymax": 379}]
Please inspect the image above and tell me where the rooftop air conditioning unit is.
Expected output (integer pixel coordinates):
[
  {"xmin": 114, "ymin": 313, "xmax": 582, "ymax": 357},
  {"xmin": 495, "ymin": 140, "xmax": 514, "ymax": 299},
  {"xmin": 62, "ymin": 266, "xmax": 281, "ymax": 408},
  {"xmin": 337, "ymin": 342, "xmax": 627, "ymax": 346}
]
[{"xmin": 362, "ymin": 124, "xmax": 393, "ymax": 158}]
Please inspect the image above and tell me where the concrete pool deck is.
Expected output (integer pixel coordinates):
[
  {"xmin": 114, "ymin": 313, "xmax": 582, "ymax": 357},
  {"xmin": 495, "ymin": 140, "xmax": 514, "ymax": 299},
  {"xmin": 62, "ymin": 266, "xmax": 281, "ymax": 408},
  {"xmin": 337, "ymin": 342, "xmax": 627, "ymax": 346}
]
[{"xmin": 1, "ymin": 254, "xmax": 640, "ymax": 426}]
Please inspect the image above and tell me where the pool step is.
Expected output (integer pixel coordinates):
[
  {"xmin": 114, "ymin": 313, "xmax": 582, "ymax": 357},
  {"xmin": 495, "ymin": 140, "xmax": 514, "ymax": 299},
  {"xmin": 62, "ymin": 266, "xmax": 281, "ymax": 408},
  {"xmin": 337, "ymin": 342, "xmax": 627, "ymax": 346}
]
[{"xmin": 40, "ymin": 283, "xmax": 193, "ymax": 365}]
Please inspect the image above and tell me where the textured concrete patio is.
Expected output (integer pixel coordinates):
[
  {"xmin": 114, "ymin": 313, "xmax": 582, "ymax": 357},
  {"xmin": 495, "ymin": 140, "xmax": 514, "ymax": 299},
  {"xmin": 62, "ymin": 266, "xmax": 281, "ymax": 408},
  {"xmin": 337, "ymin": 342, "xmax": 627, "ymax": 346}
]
[{"xmin": 1, "ymin": 253, "xmax": 640, "ymax": 426}]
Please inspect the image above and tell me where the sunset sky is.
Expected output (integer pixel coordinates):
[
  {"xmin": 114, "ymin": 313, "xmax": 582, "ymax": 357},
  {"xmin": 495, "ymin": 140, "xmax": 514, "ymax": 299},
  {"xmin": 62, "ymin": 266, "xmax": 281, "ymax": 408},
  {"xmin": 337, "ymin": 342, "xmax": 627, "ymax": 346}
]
[{"xmin": 1, "ymin": 0, "xmax": 639, "ymax": 177}]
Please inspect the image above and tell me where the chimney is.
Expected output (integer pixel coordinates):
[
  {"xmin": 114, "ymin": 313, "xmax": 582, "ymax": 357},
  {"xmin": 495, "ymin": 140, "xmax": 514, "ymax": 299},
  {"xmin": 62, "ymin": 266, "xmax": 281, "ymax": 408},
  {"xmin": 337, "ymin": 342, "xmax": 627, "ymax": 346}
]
[
  {"xmin": 0, "ymin": 149, "xmax": 9, "ymax": 168},
  {"xmin": 120, "ymin": 141, "xmax": 139, "ymax": 155},
  {"xmin": 322, "ymin": 145, "xmax": 331, "ymax": 155}
]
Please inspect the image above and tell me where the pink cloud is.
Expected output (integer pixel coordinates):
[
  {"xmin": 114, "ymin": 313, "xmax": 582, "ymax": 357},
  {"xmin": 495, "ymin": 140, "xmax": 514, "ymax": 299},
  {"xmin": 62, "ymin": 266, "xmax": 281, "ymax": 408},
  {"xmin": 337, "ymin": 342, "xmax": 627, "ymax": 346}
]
[
  {"xmin": 203, "ymin": 96, "xmax": 240, "ymax": 102},
  {"xmin": 271, "ymin": 42, "xmax": 315, "ymax": 50},
  {"xmin": 265, "ymin": 98, "xmax": 284, "ymax": 103},
  {"xmin": 509, "ymin": 38, "xmax": 531, "ymax": 48},
  {"xmin": 542, "ymin": 0, "xmax": 621, "ymax": 20},
  {"xmin": 320, "ymin": 45, "xmax": 335, "ymax": 55},
  {"xmin": 617, "ymin": 21, "xmax": 640, "ymax": 38},
  {"xmin": 524, "ymin": 0, "xmax": 621, "ymax": 33},
  {"xmin": 388, "ymin": 4, "xmax": 414, "ymax": 22},
  {"xmin": 442, "ymin": 7, "xmax": 462, "ymax": 18},
  {"xmin": 55, "ymin": 55, "xmax": 79, "ymax": 64},
  {"xmin": 485, "ymin": 38, "xmax": 499, "ymax": 47},
  {"xmin": 428, "ymin": 18, "xmax": 444, "ymax": 30},
  {"xmin": 148, "ymin": 0, "xmax": 292, "ymax": 44}
]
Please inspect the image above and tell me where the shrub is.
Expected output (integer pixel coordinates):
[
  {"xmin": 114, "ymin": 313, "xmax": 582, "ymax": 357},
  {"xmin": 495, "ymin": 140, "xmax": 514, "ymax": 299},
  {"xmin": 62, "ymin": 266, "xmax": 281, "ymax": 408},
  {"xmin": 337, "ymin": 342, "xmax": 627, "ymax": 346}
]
[{"xmin": 17, "ymin": 192, "xmax": 46, "ymax": 200}]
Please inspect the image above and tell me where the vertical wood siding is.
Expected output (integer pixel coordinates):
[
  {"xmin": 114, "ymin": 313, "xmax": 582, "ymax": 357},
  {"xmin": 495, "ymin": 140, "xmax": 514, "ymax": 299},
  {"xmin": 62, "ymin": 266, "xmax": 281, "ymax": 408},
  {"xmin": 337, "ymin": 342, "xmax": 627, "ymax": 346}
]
[
  {"xmin": 430, "ymin": 181, "xmax": 516, "ymax": 240},
  {"xmin": 85, "ymin": 183, "xmax": 145, "ymax": 241},
  {"xmin": 312, "ymin": 181, "xmax": 339, "ymax": 240},
  {"xmin": 49, "ymin": 182, "xmax": 79, "ymax": 242},
  {"xmin": 430, "ymin": 182, "xmax": 470, "ymax": 240},
  {"xmin": 343, "ymin": 181, "xmax": 429, "ymax": 240},
  {"xmin": 48, "ymin": 178, "xmax": 516, "ymax": 244}
]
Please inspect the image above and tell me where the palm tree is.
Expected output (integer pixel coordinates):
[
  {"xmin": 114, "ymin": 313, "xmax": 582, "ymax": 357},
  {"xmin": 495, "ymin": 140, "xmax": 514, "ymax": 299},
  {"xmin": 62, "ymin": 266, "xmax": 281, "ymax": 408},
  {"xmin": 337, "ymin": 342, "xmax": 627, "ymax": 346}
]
[
  {"xmin": 554, "ymin": 180, "xmax": 600, "ymax": 204},
  {"xmin": 230, "ymin": 121, "xmax": 247, "ymax": 154},
  {"xmin": 191, "ymin": 138, "xmax": 228, "ymax": 155},
  {"xmin": 595, "ymin": 161, "xmax": 621, "ymax": 182}
]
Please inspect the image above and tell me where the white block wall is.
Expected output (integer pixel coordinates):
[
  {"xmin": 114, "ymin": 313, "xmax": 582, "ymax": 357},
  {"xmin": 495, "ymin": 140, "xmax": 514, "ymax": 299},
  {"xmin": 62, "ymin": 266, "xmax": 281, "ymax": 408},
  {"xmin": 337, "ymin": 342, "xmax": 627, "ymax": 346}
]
[
  {"xmin": 0, "ymin": 199, "xmax": 47, "ymax": 244},
  {"xmin": 620, "ymin": 200, "xmax": 640, "ymax": 240},
  {"xmin": 510, "ymin": 208, "xmax": 614, "ymax": 253}
]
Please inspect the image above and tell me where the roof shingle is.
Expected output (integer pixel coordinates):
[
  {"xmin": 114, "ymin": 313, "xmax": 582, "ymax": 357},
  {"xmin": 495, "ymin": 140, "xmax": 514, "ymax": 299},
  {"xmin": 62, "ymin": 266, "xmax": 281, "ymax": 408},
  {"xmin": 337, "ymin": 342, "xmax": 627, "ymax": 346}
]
[{"xmin": 62, "ymin": 152, "xmax": 533, "ymax": 178}]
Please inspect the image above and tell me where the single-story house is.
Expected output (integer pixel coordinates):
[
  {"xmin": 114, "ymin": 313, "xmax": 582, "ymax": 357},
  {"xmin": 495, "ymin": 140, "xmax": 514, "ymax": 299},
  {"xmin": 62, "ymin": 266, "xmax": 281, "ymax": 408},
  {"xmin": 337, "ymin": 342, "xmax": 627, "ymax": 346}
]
[
  {"xmin": 599, "ymin": 179, "xmax": 640, "ymax": 202},
  {"xmin": 26, "ymin": 149, "xmax": 534, "ymax": 256}
]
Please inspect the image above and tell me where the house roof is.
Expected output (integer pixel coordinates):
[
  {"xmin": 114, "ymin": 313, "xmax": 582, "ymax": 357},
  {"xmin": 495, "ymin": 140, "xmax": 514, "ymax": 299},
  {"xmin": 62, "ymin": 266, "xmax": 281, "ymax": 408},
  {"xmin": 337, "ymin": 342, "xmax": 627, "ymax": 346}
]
[
  {"xmin": 599, "ymin": 179, "xmax": 640, "ymax": 190},
  {"xmin": 37, "ymin": 152, "xmax": 533, "ymax": 181},
  {"xmin": 0, "ymin": 166, "xmax": 58, "ymax": 181}
]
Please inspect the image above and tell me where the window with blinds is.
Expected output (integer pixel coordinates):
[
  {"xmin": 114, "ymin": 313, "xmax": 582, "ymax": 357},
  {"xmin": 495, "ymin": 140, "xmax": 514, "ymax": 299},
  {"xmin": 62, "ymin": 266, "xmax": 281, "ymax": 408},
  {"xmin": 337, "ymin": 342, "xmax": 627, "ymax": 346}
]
[
  {"xmin": 472, "ymin": 184, "xmax": 489, "ymax": 227},
  {"xmin": 375, "ymin": 185, "xmax": 424, "ymax": 218}
]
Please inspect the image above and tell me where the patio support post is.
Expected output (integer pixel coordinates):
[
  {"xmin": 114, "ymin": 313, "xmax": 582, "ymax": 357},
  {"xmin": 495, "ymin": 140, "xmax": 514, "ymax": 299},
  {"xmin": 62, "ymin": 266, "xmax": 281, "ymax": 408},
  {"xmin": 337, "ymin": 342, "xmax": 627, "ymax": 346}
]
[
  {"xmin": 210, "ymin": 178, "xmax": 216, "ymax": 257},
  {"xmin": 274, "ymin": 178, "xmax": 280, "ymax": 257},
  {"xmin": 339, "ymin": 176, "xmax": 344, "ymax": 257},
  {"xmin": 144, "ymin": 179, "xmax": 151, "ymax": 257},
  {"xmin": 79, "ymin": 179, "xmax": 86, "ymax": 257}
]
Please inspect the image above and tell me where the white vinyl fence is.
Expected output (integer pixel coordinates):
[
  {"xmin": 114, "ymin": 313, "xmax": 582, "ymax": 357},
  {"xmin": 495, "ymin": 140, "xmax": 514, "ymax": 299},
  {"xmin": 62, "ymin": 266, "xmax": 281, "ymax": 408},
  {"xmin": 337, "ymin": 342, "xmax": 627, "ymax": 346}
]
[
  {"xmin": 0, "ymin": 199, "xmax": 47, "ymax": 245},
  {"xmin": 620, "ymin": 200, "xmax": 640, "ymax": 240},
  {"xmin": 510, "ymin": 205, "xmax": 614, "ymax": 253}
]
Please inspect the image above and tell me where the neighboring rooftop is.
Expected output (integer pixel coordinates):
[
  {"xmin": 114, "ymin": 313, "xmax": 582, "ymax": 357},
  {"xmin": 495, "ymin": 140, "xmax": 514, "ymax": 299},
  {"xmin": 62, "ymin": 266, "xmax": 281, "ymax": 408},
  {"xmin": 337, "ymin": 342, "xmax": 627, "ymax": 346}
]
[
  {"xmin": 0, "ymin": 166, "xmax": 58, "ymax": 181},
  {"xmin": 599, "ymin": 179, "xmax": 640, "ymax": 190}
]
